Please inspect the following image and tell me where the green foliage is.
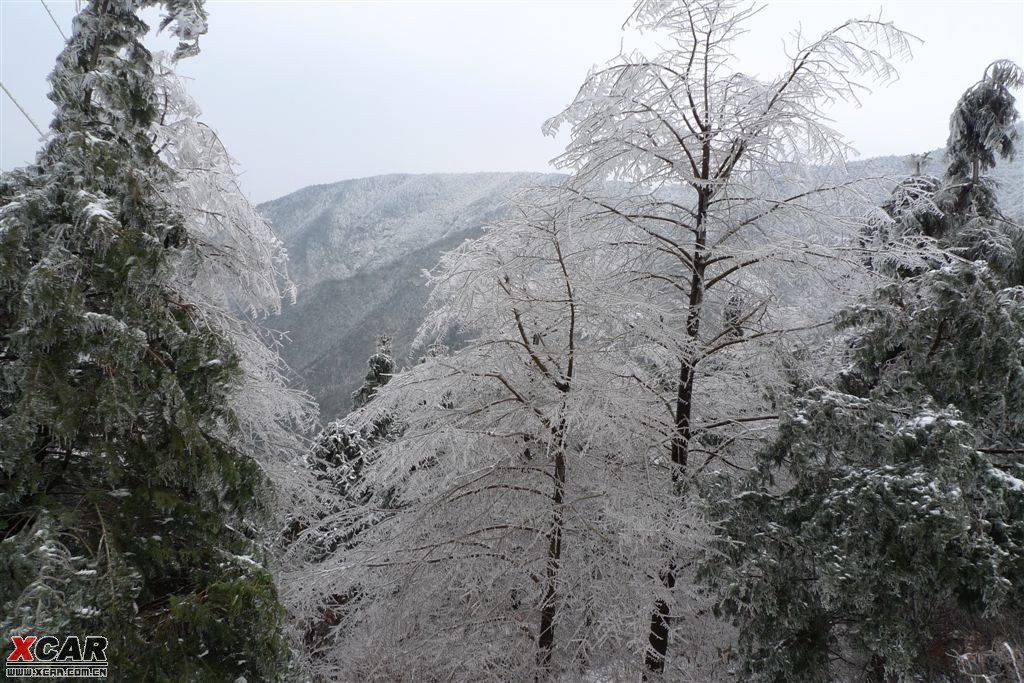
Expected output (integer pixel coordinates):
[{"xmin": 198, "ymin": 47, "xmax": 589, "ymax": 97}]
[
  {"xmin": 705, "ymin": 63, "xmax": 1024, "ymax": 682},
  {"xmin": 947, "ymin": 60, "xmax": 1024, "ymax": 182},
  {"xmin": 351, "ymin": 334, "xmax": 396, "ymax": 410},
  {"xmin": 705, "ymin": 395, "xmax": 1024, "ymax": 682},
  {"xmin": 0, "ymin": 1, "xmax": 288, "ymax": 678}
]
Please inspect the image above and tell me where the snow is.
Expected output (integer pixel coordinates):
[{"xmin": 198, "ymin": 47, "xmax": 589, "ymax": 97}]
[
  {"xmin": 82, "ymin": 202, "xmax": 114, "ymax": 223},
  {"xmin": 75, "ymin": 190, "xmax": 114, "ymax": 222},
  {"xmin": 82, "ymin": 311, "xmax": 147, "ymax": 343},
  {"xmin": 990, "ymin": 467, "xmax": 1024, "ymax": 492},
  {"xmin": 909, "ymin": 415, "xmax": 936, "ymax": 429},
  {"xmin": 230, "ymin": 554, "xmax": 260, "ymax": 568},
  {"xmin": 258, "ymin": 172, "xmax": 563, "ymax": 290}
]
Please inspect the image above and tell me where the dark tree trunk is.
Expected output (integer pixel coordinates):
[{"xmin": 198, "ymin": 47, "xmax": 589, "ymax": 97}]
[
  {"xmin": 537, "ymin": 440, "xmax": 567, "ymax": 678},
  {"xmin": 645, "ymin": 564, "xmax": 676, "ymax": 673},
  {"xmin": 645, "ymin": 600, "xmax": 671, "ymax": 673},
  {"xmin": 646, "ymin": 184, "xmax": 709, "ymax": 675},
  {"xmin": 671, "ymin": 187, "xmax": 708, "ymax": 483}
]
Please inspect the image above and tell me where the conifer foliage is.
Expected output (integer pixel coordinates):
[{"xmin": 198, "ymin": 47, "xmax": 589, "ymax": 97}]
[
  {"xmin": 706, "ymin": 61, "xmax": 1024, "ymax": 683},
  {"xmin": 350, "ymin": 335, "xmax": 395, "ymax": 410},
  {"xmin": 304, "ymin": 335, "xmax": 396, "ymax": 548},
  {"xmin": 0, "ymin": 1, "xmax": 297, "ymax": 679},
  {"xmin": 947, "ymin": 60, "xmax": 1024, "ymax": 184}
]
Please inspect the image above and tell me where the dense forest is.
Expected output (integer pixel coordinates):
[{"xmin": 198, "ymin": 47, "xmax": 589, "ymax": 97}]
[{"xmin": 1, "ymin": 1, "xmax": 1022, "ymax": 681}]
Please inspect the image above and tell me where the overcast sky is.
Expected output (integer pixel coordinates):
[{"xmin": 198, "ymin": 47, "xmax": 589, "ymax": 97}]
[{"xmin": 2, "ymin": 0, "xmax": 1022, "ymax": 202}]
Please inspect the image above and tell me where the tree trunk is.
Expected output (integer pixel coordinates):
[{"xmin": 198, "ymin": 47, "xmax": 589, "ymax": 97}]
[
  {"xmin": 670, "ymin": 291, "xmax": 703, "ymax": 483},
  {"xmin": 645, "ymin": 565, "xmax": 676, "ymax": 673},
  {"xmin": 646, "ymin": 185, "xmax": 709, "ymax": 675},
  {"xmin": 537, "ymin": 438, "xmax": 567, "ymax": 678},
  {"xmin": 671, "ymin": 187, "xmax": 709, "ymax": 482}
]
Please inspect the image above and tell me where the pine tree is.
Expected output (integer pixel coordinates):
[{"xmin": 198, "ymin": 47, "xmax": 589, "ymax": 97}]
[
  {"xmin": 303, "ymin": 335, "xmax": 396, "ymax": 509},
  {"xmin": 0, "ymin": 2, "xmax": 292, "ymax": 678},
  {"xmin": 351, "ymin": 334, "xmax": 395, "ymax": 410},
  {"xmin": 306, "ymin": 335, "xmax": 396, "ymax": 523},
  {"xmin": 705, "ymin": 61, "xmax": 1024, "ymax": 682},
  {"xmin": 288, "ymin": 337, "xmax": 398, "ymax": 659},
  {"xmin": 947, "ymin": 60, "xmax": 1024, "ymax": 184}
]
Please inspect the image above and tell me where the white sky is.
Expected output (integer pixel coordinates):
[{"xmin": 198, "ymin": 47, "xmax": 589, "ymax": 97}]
[{"xmin": 2, "ymin": 0, "xmax": 1022, "ymax": 202}]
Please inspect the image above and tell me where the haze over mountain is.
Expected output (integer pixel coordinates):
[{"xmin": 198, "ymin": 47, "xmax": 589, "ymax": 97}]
[
  {"xmin": 261, "ymin": 172, "xmax": 562, "ymax": 420},
  {"xmin": 262, "ymin": 148, "xmax": 1023, "ymax": 423}
]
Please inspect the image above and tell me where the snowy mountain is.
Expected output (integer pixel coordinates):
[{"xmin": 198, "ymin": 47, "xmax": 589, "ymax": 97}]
[
  {"xmin": 263, "ymin": 152, "xmax": 1021, "ymax": 423},
  {"xmin": 261, "ymin": 172, "xmax": 563, "ymax": 420}
]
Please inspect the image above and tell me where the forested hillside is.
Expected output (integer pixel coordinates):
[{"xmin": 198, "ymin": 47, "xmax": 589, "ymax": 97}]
[{"xmin": 260, "ymin": 173, "xmax": 561, "ymax": 418}]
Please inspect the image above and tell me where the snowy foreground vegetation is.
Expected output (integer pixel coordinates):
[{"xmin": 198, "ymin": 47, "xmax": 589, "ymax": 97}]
[{"xmin": 1, "ymin": 1, "xmax": 1023, "ymax": 682}]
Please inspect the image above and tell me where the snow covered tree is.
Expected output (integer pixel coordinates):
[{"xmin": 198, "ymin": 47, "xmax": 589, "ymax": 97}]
[
  {"xmin": 281, "ymin": 336, "xmax": 397, "ymax": 661},
  {"xmin": 705, "ymin": 61, "xmax": 1024, "ymax": 683},
  {"xmin": 0, "ymin": 2, "xmax": 312, "ymax": 678},
  {"xmin": 947, "ymin": 60, "xmax": 1024, "ymax": 184},
  {"xmin": 299, "ymin": 336, "xmax": 397, "ymax": 552},
  {"xmin": 858, "ymin": 173, "xmax": 945, "ymax": 277},
  {"xmin": 351, "ymin": 334, "xmax": 395, "ymax": 410},
  {"xmin": 317, "ymin": 336, "xmax": 395, "ymax": 500},
  {"xmin": 543, "ymin": 0, "xmax": 914, "ymax": 672},
  {"xmin": 150, "ymin": 56, "xmax": 315, "ymax": 463},
  {"xmin": 284, "ymin": 189, "xmax": 717, "ymax": 680},
  {"xmin": 288, "ymin": 419, "xmax": 374, "ymax": 659}
]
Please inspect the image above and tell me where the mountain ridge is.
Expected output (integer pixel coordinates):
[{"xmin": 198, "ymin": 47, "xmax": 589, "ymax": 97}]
[
  {"xmin": 262, "ymin": 152, "xmax": 1022, "ymax": 423},
  {"xmin": 260, "ymin": 171, "xmax": 564, "ymax": 420}
]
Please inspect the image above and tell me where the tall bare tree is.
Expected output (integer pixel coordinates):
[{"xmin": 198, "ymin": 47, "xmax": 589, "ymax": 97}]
[
  {"xmin": 285, "ymin": 189, "xmax": 715, "ymax": 679},
  {"xmin": 544, "ymin": 0, "xmax": 915, "ymax": 673}
]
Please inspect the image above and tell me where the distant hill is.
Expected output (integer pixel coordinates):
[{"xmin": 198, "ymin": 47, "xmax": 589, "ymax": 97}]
[
  {"xmin": 260, "ymin": 172, "xmax": 563, "ymax": 421},
  {"xmin": 262, "ymin": 152, "xmax": 1022, "ymax": 423}
]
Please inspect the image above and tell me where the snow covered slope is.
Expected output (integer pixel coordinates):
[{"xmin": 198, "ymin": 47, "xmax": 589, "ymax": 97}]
[
  {"xmin": 261, "ymin": 172, "xmax": 563, "ymax": 290},
  {"xmin": 260, "ymin": 172, "xmax": 563, "ymax": 421}
]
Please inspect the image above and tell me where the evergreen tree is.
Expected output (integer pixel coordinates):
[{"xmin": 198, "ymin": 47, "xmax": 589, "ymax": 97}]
[
  {"xmin": 304, "ymin": 334, "xmax": 396, "ymax": 511},
  {"xmin": 350, "ymin": 334, "xmax": 395, "ymax": 410},
  {"xmin": 860, "ymin": 173, "xmax": 943, "ymax": 258},
  {"xmin": 0, "ymin": 2, "xmax": 292, "ymax": 679},
  {"xmin": 290, "ymin": 337, "xmax": 397, "ymax": 660},
  {"xmin": 947, "ymin": 60, "xmax": 1024, "ymax": 184},
  {"xmin": 705, "ymin": 62, "xmax": 1024, "ymax": 682}
]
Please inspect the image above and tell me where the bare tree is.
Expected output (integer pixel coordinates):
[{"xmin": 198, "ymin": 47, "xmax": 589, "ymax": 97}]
[
  {"xmin": 285, "ymin": 2, "xmax": 918, "ymax": 678},
  {"xmin": 543, "ymin": 0, "xmax": 915, "ymax": 673},
  {"xmin": 285, "ymin": 189, "xmax": 716, "ymax": 680}
]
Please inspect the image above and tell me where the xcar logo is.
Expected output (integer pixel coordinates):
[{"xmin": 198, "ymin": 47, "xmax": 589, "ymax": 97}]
[{"xmin": 6, "ymin": 636, "xmax": 107, "ymax": 679}]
